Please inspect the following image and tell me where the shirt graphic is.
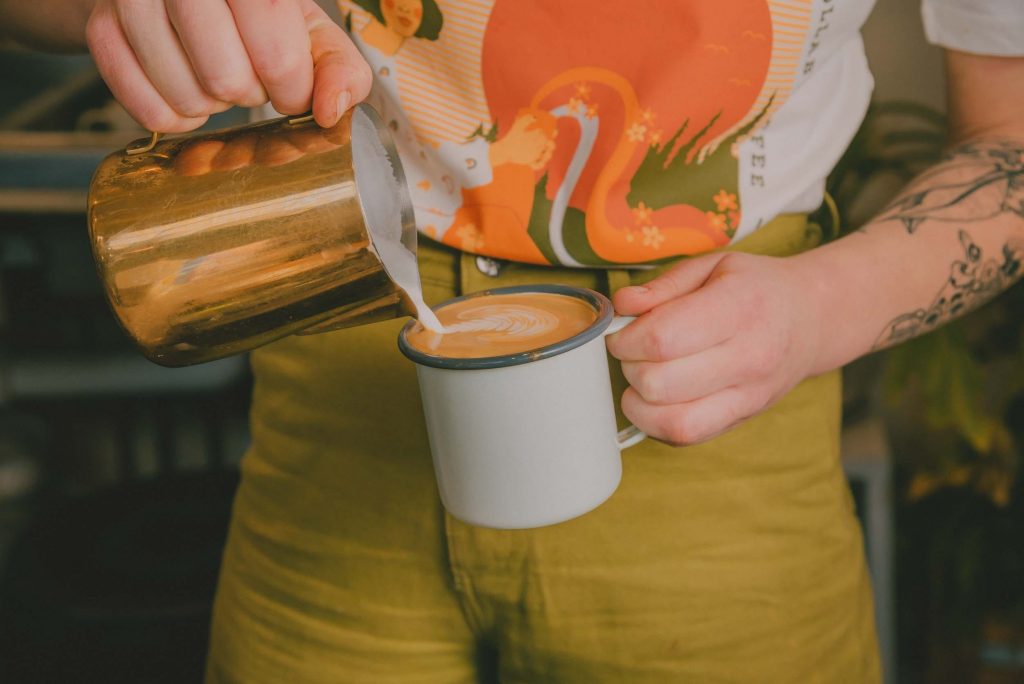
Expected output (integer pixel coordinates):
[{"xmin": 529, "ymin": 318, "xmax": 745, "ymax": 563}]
[{"xmin": 340, "ymin": 0, "xmax": 874, "ymax": 266}]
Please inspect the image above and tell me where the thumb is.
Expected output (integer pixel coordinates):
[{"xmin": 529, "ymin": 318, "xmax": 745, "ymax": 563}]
[
  {"xmin": 302, "ymin": 0, "xmax": 373, "ymax": 128},
  {"xmin": 612, "ymin": 252, "xmax": 727, "ymax": 315}
]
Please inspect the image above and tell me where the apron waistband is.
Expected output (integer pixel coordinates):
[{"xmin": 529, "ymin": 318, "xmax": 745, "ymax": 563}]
[{"xmin": 419, "ymin": 198, "xmax": 836, "ymax": 301}]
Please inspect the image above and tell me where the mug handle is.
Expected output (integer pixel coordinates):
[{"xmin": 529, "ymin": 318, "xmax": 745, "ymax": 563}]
[{"xmin": 602, "ymin": 316, "xmax": 647, "ymax": 450}]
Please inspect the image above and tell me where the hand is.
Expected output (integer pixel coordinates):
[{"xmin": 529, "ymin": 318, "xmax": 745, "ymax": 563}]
[
  {"xmin": 605, "ymin": 251, "xmax": 826, "ymax": 446},
  {"xmin": 85, "ymin": 0, "xmax": 372, "ymax": 132}
]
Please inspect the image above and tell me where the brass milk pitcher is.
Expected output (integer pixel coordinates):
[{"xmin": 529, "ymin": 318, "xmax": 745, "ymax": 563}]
[{"xmin": 88, "ymin": 105, "xmax": 417, "ymax": 367}]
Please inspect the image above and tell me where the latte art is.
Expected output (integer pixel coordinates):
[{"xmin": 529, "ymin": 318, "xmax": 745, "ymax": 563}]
[
  {"xmin": 441, "ymin": 304, "xmax": 561, "ymax": 339},
  {"xmin": 406, "ymin": 292, "xmax": 598, "ymax": 358}
]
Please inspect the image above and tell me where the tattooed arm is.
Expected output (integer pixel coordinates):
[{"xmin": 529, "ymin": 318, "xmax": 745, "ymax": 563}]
[
  {"xmin": 794, "ymin": 50, "xmax": 1024, "ymax": 374},
  {"xmin": 607, "ymin": 49, "xmax": 1023, "ymax": 445}
]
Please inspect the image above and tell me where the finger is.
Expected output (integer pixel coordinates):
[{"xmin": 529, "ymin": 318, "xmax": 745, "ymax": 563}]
[
  {"xmin": 613, "ymin": 252, "xmax": 727, "ymax": 316},
  {"xmin": 606, "ymin": 281, "xmax": 738, "ymax": 362},
  {"xmin": 86, "ymin": 2, "xmax": 208, "ymax": 132},
  {"xmin": 301, "ymin": 0, "xmax": 373, "ymax": 127},
  {"xmin": 113, "ymin": 0, "xmax": 228, "ymax": 118},
  {"xmin": 621, "ymin": 385, "xmax": 768, "ymax": 446},
  {"xmin": 228, "ymin": 0, "xmax": 314, "ymax": 115},
  {"xmin": 166, "ymin": 0, "xmax": 268, "ymax": 107},
  {"xmin": 620, "ymin": 344, "xmax": 739, "ymax": 406}
]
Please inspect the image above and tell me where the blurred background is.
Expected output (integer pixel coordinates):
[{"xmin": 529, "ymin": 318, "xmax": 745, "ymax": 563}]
[
  {"xmin": 0, "ymin": 1, "xmax": 1022, "ymax": 682},
  {"xmin": 0, "ymin": 35, "xmax": 253, "ymax": 684}
]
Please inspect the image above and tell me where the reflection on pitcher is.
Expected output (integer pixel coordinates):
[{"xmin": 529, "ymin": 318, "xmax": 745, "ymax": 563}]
[
  {"xmin": 173, "ymin": 123, "xmax": 352, "ymax": 177},
  {"xmin": 88, "ymin": 105, "xmax": 418, "ymax": 366}
]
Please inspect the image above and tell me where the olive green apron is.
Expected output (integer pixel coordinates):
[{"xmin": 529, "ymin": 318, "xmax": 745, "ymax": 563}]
[{"xmin": 206, "ymin": 207, "xmax": 880, "ymax": 683}]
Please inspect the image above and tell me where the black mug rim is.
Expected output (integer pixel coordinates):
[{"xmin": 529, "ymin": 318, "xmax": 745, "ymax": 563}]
[{"xmin": 397, "ymin": 284, "xmax": 613, "ymax": 370}]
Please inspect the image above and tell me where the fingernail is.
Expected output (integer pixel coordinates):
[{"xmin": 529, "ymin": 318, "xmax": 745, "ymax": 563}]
[
  {"xmin": 336, "ymin": 91, "xmax": 351, "ymax": 120},
  {"xmin": 621, "ymin": 285, "xmax": 649, "ymax": 296}
]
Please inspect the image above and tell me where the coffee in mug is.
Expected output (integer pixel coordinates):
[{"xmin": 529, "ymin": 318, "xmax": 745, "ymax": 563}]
[
  {"xmin": 398, "ymin": 285, "xmax": 645, "ymax": 529},
  {"xmin": 404, "ymin": 291, "xmax": 598, "ymax": 358}
]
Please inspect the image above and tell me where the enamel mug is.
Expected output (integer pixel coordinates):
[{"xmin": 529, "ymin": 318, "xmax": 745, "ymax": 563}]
[{"xmin": 398, "ymin": 284, "xmax": 645, "ymax": 529}]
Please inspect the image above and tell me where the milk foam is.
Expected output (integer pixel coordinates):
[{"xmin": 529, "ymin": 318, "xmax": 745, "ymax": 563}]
[
  {"xmin": 441, "ymin": 304, "xmax": 560, "ymax": 338},
  {"xmin": 352, "ymin": 108, "xmax": 444, "ymax": 333},
  {"xmin": 407, "ymin": 292, "xmax": 598, "ymax": 359}
]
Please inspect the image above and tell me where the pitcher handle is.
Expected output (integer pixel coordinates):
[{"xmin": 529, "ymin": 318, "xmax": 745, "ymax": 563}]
[
  {"xmin": 126, "ymin": 131, "xmax": 161, "ymax": 156},
  {"xmin": 125, "ymin": 113, "xmax": 317, "ymax": 156}
]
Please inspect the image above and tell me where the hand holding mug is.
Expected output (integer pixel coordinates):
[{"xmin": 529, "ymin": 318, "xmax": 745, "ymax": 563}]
[
  {"xmin": 85, "ymin": 0, "xmax": 372, "ymax": 132},
  {"xmin": 606, "ymin": 252, "xmax": 826, "ymax": 446}
]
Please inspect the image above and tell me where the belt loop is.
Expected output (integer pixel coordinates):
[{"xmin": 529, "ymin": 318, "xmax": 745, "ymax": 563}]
[
  {"xmin": 458, "ymin": 251, "xmax": 475, "ymax": 297},
  {"xmin": 604, "ymin": 269, "xmax": 633, "ymax": 298},
  {"xmin": 824, "ymin": 191, "xmax": 841, "ymax": 239},
  {"xmin": 812, "ymin": 191, "xmax": 841, "ymax": 242}
]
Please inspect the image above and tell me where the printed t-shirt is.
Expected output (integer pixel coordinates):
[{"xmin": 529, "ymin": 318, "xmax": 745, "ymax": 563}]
[{"xmin": 336, "ymin": 0, "xmax": 1024, "ymax": 267}]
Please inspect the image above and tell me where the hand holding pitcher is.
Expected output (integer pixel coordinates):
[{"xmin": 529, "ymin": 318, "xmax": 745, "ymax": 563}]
[{"xmin": 85, "ymin": 0, "xmax": 371, "ymax": 132}]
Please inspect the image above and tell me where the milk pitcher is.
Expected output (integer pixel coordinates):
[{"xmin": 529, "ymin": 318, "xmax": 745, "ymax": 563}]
[{"xmin": 87, "ymin": 104, "xmax": 417, "ymax": 367}]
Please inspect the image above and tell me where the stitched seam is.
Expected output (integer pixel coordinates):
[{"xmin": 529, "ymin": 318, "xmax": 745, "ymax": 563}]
[{"xmin": 443, "ymin": 512, "xmax": 489, "ymax": 638}]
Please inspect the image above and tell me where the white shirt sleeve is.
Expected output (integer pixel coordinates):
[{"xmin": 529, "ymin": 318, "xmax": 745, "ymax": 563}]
[{"xmin": 921, "ymin": 0, "xmax": 1024, "ymax": 56}]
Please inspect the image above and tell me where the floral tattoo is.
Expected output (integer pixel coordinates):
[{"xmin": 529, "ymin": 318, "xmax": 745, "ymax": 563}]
[{"xmin": 873, "ymin": 231, "xmax": 1023, "ymax": 349}]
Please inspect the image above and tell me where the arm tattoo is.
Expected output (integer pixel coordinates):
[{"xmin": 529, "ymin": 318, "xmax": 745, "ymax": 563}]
[
  {"xmin": 875, "ymin": 139, "xmax": 1024, "ymax": 234},
  {"xmin": 873, "ymin": 231, "xmax": 1023, "ymax": 349}
]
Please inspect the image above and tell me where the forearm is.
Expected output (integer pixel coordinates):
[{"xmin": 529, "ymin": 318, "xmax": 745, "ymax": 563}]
[
  {"xmin": 797, "ymin": 137, "xmax": 1024, "ymax": 376},
  {"xmin": 0, "ymin": 0, "xmax": 94, "ymax": 52}
]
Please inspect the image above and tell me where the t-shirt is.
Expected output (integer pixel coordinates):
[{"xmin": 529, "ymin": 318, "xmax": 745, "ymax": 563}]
[{"xmin": 336, "ymin": 0, "xmax": 1023, "ymax": 267}]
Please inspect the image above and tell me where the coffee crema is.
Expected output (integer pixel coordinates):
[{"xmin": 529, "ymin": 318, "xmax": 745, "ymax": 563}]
[{"xmin": 405, "ymin": 292, "xmax": 598, "ymax": 358}]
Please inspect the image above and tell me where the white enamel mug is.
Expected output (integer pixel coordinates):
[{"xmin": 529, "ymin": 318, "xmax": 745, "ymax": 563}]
[{"xmin": 398, "ymin": 284, "xmax": 645, "ymax": 529}]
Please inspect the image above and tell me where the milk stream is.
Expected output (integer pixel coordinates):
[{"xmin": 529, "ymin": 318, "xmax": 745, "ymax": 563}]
[{"xmin": 352, "ymin": 108, "xmax": 444, "ymax": 333}]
